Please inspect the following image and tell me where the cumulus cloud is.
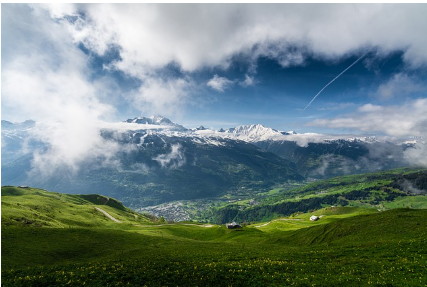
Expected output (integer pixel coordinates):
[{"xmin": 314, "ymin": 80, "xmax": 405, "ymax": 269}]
[
  {"xmin": 358, "ymin": 104, "xmax": 383, "ymax": 113},
  {"xmin": 41, "ymin": 3, "xmax": 427, "ymax": 71},
  {"xmin": 374, "ymin": 73, "xmax": 426, "ymax": 99},
  {"xmin": 7, "ymin": 4, "xmax": 426, "ymax": 122},
  {"xmin": 132, "ymin": 77, "xmax": 194, "ymax": 117},
  {"xmin": 29, "ymin": 122, "xmax": 121, "ymax": 177},
  {"xmin": 308, "ymin": 142, "xmax": 412, "ymax": 177},
  {"xmin": 309, "ymin": 99, "xmax": 427, "ymax": 137},
  {"xmin": 28, "ymin": 3, "xmax": 426, "ymax": 122},
  {"xmin": 403, "ymin": 144, "xmax": 427, "ymax": 167},
  {"xmin": 207, "ymin": 75, "xmax": 234, "ymax": 92},
  {"xmin": 1, "ymin": 4, "xmax": 119, "ymax": 176},
  {"xmin": 154, "ymin": 144, "xmax": 186, "ymax": 169},
  {"xmin": 253, "ymin": 44, "xmax": 307, "ymax": 68},
  {"xmin": 240, "ymin": 74, "xmax": 256, "ymax": 87}
]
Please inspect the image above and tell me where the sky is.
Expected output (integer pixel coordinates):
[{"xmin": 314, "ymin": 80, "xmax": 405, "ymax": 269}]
[{"xmin": 2, "ymin": 3, "xmax": 427, "ymax": 138}]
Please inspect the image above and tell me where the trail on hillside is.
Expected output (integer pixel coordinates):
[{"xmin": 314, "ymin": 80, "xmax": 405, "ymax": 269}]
[
  {"xmin": 255, "ymin": 218, "xmax": 302, "ymax": 228},
  {"xmin": 134, "ymin": 223, "xmax": 215, "ymax": 228},
  {"xmin": 94, "ymin": 207, "xmax": 122, "ymax": 223}
]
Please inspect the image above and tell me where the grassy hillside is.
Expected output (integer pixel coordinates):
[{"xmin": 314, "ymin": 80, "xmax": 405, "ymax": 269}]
[
  {"xmin": 2, "ymin": 186, "xmax": 427, "ymax": 286},
  {"xmin": 206, "ymin": 167, "xmax": 427, "ymax": 223},
  {"xmin": 1, "ymin": 186, "xmax": 154, "ymax": 228},
  {"xmin": 280, "ymin": 208, "xmax": 427, "ymax": 245}
]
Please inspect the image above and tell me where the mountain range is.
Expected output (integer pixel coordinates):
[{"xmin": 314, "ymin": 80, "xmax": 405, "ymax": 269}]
[{"xmin": 1, "ymin": 116, "xmax": 422, "ymax": 209}]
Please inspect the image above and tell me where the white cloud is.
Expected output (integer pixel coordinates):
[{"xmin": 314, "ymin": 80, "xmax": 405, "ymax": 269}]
[
  {"xmin": 358, "ymin": 104, "xmax": 383, "ymax": 113},
  {"xmin": 308, "ymin": 98, "xmax": 427, "ymax": 137},
  {"xmin": 403, "ymin": 143, "xmax": 427, "ymax": 167},
  {"xmin": 31, "ymin": 3, "xmax": 427, "ymax": 121},
  {"xmin": 39, "ymin": 3, "xmax": 78, "ymax": 18},
  {"xmin": 207, "ymin": 75, "xmax": 234, "ymax": 92},
  {"xmin": 41, "ymin": 3, "xmax": 427, "ymax": 73},
  {"xmin": 154, "ymin": 144, "xmax": 186, "ymax": 169},
  {"xmin": 1, "ymin": 4, "xmax": 119, "ymax": 176},
  {"xmin": 29, "ymin": 121, "xmax": 121, "ymax": 177},
  {"xmin": 375, "ymin": 73, "xmax": 425, "ymax": 99},
  {"xmin": 240, "ymin": 74, "xmax": 256, "ymax": 87},
  {"xmin": 132, "ymin": 77, "xmax": 194, "ymax": 117},
  {"xmin": 16, "ymin": 3, "xmax": 427, "ymax": 124}
]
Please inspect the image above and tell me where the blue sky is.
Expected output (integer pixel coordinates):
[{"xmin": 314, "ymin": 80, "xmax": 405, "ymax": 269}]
[{"xmin": 2, "ymin": 4, "xmax": 427, "ymax": 137}]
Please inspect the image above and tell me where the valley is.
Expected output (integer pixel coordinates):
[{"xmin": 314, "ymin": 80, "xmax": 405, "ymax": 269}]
[
  {"xmin": 1, "ymin": 116, "xmax": 421, "ymax": 212},
  {"xmin": 3, "ymin": 3, "xmax": 427, "ymax": 286},
  {"xmin": 2, "ymin": 117, "xmax": 427, "ymax": 286},
  {"xmin": 2, "ymin": 168, "xmax": 427, "ymax": 286},
  {"xmin": 140, "ymin": 167, "xmax": 427, "ymax": 223}
]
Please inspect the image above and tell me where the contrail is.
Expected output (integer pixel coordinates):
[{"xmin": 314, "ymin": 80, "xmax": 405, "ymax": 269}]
[{"xmin": 303, "ymin": 50, "xmax": 371, "ymax": 111}]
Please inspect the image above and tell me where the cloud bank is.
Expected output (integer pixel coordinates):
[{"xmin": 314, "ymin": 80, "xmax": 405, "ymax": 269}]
[
  {"xmin": 2, "ymin": 4, "xmax": 122, "ymax": 176},
  {"xmin": 308, "ymin": 98, "xmax": 427, "ymax": 167},
  {"xmin": 309, "ymin": 99, "xmax": 427, "ymax": 138},
  {"xmin": 44, "ymin": 4, "xmax": 427, "ymax": 71}
]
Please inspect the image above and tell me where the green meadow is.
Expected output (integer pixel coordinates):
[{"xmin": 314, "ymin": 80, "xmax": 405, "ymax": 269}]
[
  {"xmin": 205, "ymin": 168, "xmax": 427, "ymax": 224},
  {"xmin": 2, "ymin": 186, "xmax": 427, "ymax": 286}
]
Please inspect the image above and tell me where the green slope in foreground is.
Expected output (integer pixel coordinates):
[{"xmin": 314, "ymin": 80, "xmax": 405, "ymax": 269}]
[
  {"xmin": 2, "ymin": 186, "xmax": 427, "ymax": 286},
  {"xmin": 1, "ymin": 186, "xmax": 154, "ymax": 228}
]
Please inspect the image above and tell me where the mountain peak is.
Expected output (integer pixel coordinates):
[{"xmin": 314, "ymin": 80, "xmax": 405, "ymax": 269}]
[
  {"xmin": 225, "ymin": 124, "xmax": 284, "ymax": 142},
  {"xmin": 125, "ymin": 116, "xmax": 186, "ymax": 130}
]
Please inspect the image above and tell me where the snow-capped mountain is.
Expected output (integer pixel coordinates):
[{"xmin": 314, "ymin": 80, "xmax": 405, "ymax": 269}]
[
  {"xmin": 195, "ymin": 123, "xmax": 298, "ymax": 142},
  {"xmin": 1, "ymin": 119, "xmax": 35, "ymax": 131},
  {"xmin": 2, "ymin": 115, "xmax": 423, "ymax": 211},
  {"xmin": 125, "ymin": 116, "xmax": 186, "ymax": 131},
  {"xmin": 223, "ymin": 124, "xmax": 285, "ymax": 142},
  {"xmin": 2, "ymin": 119, "xmax": 302, "ymax": 208},
  {"xmin": 1, "ymin": 120, "xmax": 39, "ymax": 164},
  {"xmin": 121, "ymin": 116, "xmax": 422, "ymax": 146},
  {"xmin": 2, "ymin": 115, "xmax": 422, "ymax": 201},
  {"xmin": 3, "ymin": 116, "xmax": 423, "ymax": 149},
  {"xmin": 119, "ymin": 116, "xmax": 421, "ymax": 179},
  {"xmin": 122, "ymin": 118, "xmax": 299, "ymax": 143}
]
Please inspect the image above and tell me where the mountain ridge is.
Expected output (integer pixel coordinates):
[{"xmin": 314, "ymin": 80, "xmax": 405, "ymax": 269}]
[{"xmin": 1, "ymin": 115, "xmax": 422, "ymax": 210}]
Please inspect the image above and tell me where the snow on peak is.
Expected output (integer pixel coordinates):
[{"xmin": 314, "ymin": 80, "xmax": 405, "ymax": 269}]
[
  {"xmin": 1, "ymin": 120, "xmax": 35, "ymax": 130},
  {"xmin": 125, "ymin": 116, "xmax": 186, "ymax": 130},
  {"xmin": 224, "ymin": 124, "xmax": 285, "ymax": 142}
]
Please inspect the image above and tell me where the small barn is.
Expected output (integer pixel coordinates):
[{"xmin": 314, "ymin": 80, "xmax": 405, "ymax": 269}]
[{"xmin": 226, "ymin": 222, "xmax": 242, "ymax": 229}]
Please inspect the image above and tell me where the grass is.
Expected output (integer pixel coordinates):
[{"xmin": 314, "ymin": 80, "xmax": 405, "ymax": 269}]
[
  {"xmin": 2, "ymin": 186, "xmax": 427, "ymax": 286},
  {"xmin": 1, "ymin": 186, "xmax": 152, "ymax": 228},
  {"xmin": 207, "ymin": 167, "xmax": 427, "ymax": 224},
  {"xmin": 251, "ymin": 206, "xmax": 378, "ymax": 233},
  {"xmin": 383, "ymin": 195, "xmax": 427, "ymax": 209}
]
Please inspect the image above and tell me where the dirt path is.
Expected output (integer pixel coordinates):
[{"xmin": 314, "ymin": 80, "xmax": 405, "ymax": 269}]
[
  {"xmin": 94, "ymin": 207, "xmax": 122, "ymax": 223},
  {"xmin": 255, "ymin": 218, "xmax": 302, "ymax": 228},
  {"xmin": 182, "ymin": 223, "xmax": 214, "ymax": 227},
  {"xmin": 133, "ymin": 223, "xmax": 215, "ymax": 228}
]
